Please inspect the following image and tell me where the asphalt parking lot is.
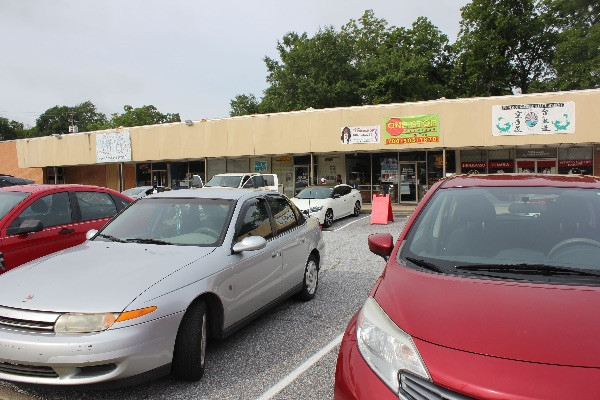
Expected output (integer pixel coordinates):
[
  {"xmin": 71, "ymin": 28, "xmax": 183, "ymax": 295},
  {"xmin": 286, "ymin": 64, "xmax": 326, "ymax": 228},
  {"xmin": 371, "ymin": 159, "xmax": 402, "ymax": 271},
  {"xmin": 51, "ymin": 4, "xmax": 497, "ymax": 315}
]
[{"xmin": 0, "ymin": 212, "xmax": 410, "ymax": 400}]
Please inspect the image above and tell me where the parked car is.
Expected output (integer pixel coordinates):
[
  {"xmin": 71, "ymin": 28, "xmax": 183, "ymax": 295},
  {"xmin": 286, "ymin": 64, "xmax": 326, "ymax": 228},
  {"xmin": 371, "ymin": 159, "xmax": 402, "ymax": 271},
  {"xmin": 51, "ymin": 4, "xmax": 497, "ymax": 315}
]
[
  {"xmin": 0, "ymin": 185, "xmax": 132, "ymax": 272},
  {"xmin": 291, "ymin": 184, "xmax": 362, "ymax": 227},
  {"xmin": 0, "ymin": 188, "xmax": 324, "ymax": 386},
  {"xmin": 122, "ymin": 186, "xmax": 169, "ymax": 199},
  {"xmin": 334, "ymin": 174, "xmax": 600, "ymax": 399},
  {"xmin": 205, "ymin": 173, "xmax": 279, "ymax": 191},
  {"xmin": 0, "ymin": 174, "xmax": 34, "ymax": 187}
]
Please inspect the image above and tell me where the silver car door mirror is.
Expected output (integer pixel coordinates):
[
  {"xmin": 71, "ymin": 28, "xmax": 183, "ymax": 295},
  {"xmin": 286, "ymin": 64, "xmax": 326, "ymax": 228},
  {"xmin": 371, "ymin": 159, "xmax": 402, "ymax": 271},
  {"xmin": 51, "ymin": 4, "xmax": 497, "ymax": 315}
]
[
  {"xmin": 232, "ymin": 236, "xmax": 268, "ymax": 253},
  {"xmin": 86, "ymin": 229, "xmax": 98, "ymax": 240}
]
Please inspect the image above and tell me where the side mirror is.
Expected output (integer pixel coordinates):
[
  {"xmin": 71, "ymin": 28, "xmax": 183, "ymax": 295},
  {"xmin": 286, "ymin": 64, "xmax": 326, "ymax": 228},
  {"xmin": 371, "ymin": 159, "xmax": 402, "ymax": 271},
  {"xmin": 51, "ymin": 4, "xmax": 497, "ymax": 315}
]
[
  {"xmin": 333, "ymin": 194, "xmax": 341, "ymax": 199},
  {"xmin": 232, "ymin": 236, "xmax": 268, "ymax": 253},
  {"xmin": 368, "ymin": 233, "xmax": 394, "ymax": 261},
  {"xmin": 86, "ymin": 229, "xmax": 99, "ymax": 240},
  {"xmin": 6, "ymin": 219, "xmax": 43, "ymax": 236}
]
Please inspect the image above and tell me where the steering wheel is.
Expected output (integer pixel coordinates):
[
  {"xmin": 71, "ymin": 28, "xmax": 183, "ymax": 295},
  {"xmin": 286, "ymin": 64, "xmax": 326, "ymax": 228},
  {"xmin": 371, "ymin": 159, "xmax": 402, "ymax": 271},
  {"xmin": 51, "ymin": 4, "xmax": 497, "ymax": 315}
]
[
  {"xmin": 194, "ymin": 227, "xmax": 220, "ymax": 237},
  {"xmin": 548, "ymin": 238, "xmax": 600, "ymax": 259}
]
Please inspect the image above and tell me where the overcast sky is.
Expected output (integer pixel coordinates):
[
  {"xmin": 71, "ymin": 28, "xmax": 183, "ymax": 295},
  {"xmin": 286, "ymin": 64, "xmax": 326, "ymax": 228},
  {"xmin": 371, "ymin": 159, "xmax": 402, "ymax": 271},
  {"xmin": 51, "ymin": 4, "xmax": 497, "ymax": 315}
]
[{"xmin": 0, "ymin": 0, "xmax": 470, "ymax": 127}]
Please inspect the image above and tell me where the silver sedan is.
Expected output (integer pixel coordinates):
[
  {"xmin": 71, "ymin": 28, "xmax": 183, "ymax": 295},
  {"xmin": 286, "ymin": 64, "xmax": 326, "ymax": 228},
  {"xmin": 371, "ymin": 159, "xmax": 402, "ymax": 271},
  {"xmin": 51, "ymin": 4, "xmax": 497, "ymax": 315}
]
[{"xmin": 0, "ymin": 188, "xmax": 324, "ymax": 386}]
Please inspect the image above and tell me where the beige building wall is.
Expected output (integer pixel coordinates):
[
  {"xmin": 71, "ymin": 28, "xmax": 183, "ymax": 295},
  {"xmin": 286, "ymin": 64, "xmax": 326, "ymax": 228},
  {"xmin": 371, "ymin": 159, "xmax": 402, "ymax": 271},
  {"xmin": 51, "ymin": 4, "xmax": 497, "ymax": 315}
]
[
  {"xmin": 15, "ymin": 89, "xmax": 600, "ymax": 169},
  {"xmin": 0, "ymin": 141, "xmax": 43, "ymax": 183}
]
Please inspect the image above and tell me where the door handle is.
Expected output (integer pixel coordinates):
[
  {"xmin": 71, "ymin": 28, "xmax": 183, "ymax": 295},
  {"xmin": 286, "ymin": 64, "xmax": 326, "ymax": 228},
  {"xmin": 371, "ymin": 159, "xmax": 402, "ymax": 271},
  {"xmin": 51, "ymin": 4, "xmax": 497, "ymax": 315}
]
[
  {"xmin": 300, "ymin": 238, "xmax": 306, "ymax": 244},
  {"xmin": 58, "ymin": 228, "xmax": 75, "ymax": 235}
]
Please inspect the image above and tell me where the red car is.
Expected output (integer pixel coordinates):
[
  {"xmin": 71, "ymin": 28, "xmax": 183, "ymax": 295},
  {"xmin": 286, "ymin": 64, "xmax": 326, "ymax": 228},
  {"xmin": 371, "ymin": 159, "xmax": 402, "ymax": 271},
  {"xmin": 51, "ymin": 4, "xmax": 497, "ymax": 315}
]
[
  {"xmin": 0, "ymin": 185, "xmax": 132, "ymax": 273},
  {"xmin": 335, "ymin": 174, "xmax": 600, "ymax": 400}
]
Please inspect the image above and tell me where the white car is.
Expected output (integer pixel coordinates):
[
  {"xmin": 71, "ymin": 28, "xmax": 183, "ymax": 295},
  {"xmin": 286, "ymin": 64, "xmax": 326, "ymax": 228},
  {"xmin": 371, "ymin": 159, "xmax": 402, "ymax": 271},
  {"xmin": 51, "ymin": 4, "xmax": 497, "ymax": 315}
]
[{"xmin": 291, "ymin": 184, "xmax": 362, "ymax": 227}]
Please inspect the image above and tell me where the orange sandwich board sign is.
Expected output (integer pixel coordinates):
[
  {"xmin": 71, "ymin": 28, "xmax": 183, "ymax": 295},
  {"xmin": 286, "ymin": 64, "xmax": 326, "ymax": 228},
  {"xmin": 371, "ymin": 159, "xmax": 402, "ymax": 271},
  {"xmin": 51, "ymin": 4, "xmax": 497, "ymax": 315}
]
[{"xmin": 371, "ymin": 194, "xmax": 394, "ymax": 224}]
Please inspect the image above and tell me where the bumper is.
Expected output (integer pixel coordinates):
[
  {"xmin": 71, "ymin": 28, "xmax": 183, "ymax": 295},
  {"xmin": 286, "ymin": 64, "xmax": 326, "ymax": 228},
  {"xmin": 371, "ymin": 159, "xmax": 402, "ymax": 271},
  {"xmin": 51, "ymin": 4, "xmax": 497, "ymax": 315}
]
[
  {"xmin": 0, "ymin": 312, "xmax": 183, "ymax": 385},
  {"xmin": 307, "ymin": 210, "xmax": 325, "ymax": 224}
]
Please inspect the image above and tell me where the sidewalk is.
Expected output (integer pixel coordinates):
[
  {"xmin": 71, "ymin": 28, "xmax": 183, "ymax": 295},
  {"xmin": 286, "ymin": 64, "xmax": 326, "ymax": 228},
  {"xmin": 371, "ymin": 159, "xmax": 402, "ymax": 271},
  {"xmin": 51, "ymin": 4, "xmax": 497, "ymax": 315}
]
[{"xmin": 360, "ymin": 203, "xmax": 417, "ymax": 216}]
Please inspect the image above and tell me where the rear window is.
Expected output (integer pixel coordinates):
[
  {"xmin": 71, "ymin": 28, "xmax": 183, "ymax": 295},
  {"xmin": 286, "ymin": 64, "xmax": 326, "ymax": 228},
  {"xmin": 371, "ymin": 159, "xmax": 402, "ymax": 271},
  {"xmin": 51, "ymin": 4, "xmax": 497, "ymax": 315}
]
[{"xmin": 0, "ymin": 192, "xmax": 29, "ymax": 220}]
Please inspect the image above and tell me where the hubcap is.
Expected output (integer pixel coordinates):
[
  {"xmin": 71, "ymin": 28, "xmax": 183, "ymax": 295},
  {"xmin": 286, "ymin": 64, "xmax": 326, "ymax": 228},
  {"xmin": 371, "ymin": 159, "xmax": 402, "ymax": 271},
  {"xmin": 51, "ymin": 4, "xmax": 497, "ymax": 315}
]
[{"xmin": 305, "ymin": 260, "xmax": 318, "ymax": 294}]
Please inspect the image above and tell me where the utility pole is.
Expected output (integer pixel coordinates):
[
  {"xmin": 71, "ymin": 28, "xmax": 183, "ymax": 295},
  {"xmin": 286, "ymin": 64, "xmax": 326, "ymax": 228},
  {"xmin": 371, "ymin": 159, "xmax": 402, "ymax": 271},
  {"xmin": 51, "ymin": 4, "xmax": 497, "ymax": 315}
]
[{"xmin": 68, "ymin": 112, "xmax": 78, "ymax": 133}]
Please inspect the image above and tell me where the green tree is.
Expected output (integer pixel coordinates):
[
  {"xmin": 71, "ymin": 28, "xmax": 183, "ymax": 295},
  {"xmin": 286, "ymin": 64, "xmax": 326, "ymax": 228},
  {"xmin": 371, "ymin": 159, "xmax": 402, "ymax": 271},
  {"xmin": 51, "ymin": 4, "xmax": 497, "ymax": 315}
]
[
  {"xmin": 453, "ymin": 0, "xmax": 556, "ymax": 96},
  {"xmin": 0, "ymin": 117, "xmax": 18, "ymax": 141},
  {"xmin": 542, "ymin": 0, "xmax": 600, "ymax": 90},
  {"xmin": 230, "ymin": 94, "xmax": 260, "ymax": 117},
  {"xmin": 108, "ymin": 105, "xmax": 180, "ymax": 128},
  {"xmin": 35, "ymin": 101, "xmax": 108, "ymax": 137}
]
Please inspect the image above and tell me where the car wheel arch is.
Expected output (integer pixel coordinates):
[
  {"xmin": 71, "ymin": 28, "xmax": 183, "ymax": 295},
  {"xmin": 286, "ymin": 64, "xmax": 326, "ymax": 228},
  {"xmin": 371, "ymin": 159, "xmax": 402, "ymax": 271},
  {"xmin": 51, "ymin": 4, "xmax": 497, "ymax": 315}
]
[{"xmin": 184, "ymin": 292, "xmax": 224, "ymax": 340}]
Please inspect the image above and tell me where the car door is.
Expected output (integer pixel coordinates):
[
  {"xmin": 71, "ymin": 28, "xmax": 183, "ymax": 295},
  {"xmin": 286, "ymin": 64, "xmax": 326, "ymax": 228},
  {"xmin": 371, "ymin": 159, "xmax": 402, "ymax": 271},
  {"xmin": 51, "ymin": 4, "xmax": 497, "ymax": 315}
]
[
  {"xmin": 227, "ymin": 197, "xmax": 282, "ymax": 325},
  {"xmin": 339, "ymin": 185, "xmax": 354, "ymax": 217},
  {"xmin": 2, "ymin": 191, "xmax": 76, "ymax": 270},
  {"xmin": 266, "ymin": 195, "xmax": 309, "ymax": 295},
  {"xmin": 331, "ymin": 186, "xmax": 347, "ymax": 219}
]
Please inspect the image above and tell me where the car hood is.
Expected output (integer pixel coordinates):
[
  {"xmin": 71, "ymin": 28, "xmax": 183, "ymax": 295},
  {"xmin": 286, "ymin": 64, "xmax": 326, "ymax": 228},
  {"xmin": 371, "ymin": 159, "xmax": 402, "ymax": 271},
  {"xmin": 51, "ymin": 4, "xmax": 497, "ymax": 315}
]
[
  {"xmin": 291, "ymin": 198, "xmax": 328, "ymax": 209},
  {"xmin": 0, "ymin": 241, "xmax": 215, "ymax": 313},
  {"xmin": 374, "ymin": 263, "xmax": 600, "ymax": 368}
]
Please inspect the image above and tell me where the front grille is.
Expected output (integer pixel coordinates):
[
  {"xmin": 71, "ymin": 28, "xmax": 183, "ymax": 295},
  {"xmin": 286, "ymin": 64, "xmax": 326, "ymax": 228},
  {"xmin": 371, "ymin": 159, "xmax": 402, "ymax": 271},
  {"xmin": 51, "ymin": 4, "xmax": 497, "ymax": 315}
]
[
  {"xmin": 400, "ymin": 373, "xmax": 473, "ymax": 400},
  {"xmin": 0, "ymin": 306, "xmax": 58, "ymax": 333},
  {"xmin": 0, "ymin": 361, "xmax": 58, "ymax": 378}
]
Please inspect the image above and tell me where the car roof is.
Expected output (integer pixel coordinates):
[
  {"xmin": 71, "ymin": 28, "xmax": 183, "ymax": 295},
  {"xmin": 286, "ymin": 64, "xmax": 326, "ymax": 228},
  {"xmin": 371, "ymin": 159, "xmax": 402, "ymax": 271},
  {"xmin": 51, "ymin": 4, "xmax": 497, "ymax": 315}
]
[
  {"xmin": 0, "ymin": 175, "xmax": 35, "ymax": 184},
  {"xmin": 0, "ymin": 184, "xmax": 121, "ymax": 194},
  {"xmin": 440, "ymin": 174, "xmax": 600, "ymax": 189},
  {"xmin": 148, "ymin": 187, "xmax": 280, "ymax": 201}
]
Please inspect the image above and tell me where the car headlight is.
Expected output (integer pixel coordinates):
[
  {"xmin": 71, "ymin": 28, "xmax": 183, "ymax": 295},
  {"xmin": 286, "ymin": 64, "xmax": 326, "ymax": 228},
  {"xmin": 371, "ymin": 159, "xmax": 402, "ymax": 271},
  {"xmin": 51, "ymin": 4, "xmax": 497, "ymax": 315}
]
[
  {"xmin": 54, "ymin": 306, "xmax": 157, "ymax": 334},
  {"xmin": 356, "ymin": 297, "xmax": 430, "ymax": 393},
  {"xmin": 55, "ymin": 313, "xmax": 119, "ymax": 334},
  {"xmin": 310, "ymin": 205, "xmax": 323, "ymax": 212}
]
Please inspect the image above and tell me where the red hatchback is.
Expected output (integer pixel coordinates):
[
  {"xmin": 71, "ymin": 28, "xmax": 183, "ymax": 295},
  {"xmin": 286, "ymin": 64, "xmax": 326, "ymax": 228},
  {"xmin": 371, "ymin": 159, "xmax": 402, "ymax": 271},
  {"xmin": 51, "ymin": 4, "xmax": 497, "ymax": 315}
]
[
  {"xmin": 0, "ymin": 185, "xmax": 132, "ymax": 273},
  {"xmin": 335, "ymin": 174, "xmax": 600, "ymax": 400}
]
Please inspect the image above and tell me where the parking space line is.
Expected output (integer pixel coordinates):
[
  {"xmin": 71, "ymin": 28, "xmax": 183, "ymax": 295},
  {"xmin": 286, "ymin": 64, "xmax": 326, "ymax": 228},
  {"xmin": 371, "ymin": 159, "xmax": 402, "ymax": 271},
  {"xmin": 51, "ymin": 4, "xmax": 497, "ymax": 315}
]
[
  {"xmin": 256, "ymin": 333, "xmax": 344, "ymax": 400},
  {"xmin": 328, "ymin": 215, "xmax": 369, "ymax": 232}
]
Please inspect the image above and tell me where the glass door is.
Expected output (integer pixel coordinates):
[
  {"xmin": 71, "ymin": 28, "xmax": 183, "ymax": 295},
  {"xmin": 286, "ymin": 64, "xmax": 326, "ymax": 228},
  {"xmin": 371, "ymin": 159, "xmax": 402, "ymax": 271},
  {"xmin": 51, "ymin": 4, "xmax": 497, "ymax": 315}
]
[
  {"xmin": 294, "ymin": 166, "xmax": 309, "ymax": 195},
  {"xmin": 151, "ymin": 170, "xmax": 167, "ymax": 187},
  {"xmin": 399, "ymin": 163, "xmax": 417, "ymax": 202}
]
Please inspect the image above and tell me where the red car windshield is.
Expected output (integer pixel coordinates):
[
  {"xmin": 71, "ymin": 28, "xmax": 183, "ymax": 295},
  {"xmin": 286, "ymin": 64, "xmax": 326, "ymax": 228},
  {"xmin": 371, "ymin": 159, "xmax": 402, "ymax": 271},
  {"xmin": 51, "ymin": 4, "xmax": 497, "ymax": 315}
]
[
  {"xmin": 401, "ymin": 186, "xmax": 600, "ymax": 284},
  {"xmin": 0, "ymin": 192, "xmax": 29, "ymax": 220}
]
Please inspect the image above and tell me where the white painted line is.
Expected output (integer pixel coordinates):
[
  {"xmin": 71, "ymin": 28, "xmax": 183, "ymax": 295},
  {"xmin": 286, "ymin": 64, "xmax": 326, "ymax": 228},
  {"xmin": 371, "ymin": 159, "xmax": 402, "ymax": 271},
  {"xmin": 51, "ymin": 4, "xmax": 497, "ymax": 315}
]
[
  {"xmin": 329, "ymin": 215, "xmax": 369, "ymax": 232},
  {"xmin": 256, "ymin": 333, "xmax": 344, "ymax": 400}
]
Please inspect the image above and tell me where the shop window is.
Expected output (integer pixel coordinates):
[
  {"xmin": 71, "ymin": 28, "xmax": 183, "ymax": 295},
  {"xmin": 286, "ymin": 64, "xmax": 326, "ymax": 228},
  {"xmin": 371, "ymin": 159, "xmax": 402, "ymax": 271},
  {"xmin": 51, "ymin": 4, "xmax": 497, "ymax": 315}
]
[{"xmin": 558, "ymin": 146, "xmax": 593, "ymax": 175}]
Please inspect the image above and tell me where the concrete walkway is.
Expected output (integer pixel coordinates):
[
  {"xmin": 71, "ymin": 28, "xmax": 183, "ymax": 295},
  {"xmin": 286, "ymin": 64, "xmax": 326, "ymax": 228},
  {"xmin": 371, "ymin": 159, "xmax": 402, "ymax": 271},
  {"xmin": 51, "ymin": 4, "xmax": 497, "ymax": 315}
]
[{"xmin": 360, "ymin": 203, "xmax": 417, "ymax": 216}]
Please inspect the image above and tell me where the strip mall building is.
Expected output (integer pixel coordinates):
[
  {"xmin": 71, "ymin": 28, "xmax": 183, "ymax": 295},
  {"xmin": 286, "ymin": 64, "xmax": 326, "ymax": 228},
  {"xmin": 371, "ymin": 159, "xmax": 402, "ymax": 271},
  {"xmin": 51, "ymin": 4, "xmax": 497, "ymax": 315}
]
[{"xmin": 3, "ymin": 88, "xmax": 599, "ymax": 204}]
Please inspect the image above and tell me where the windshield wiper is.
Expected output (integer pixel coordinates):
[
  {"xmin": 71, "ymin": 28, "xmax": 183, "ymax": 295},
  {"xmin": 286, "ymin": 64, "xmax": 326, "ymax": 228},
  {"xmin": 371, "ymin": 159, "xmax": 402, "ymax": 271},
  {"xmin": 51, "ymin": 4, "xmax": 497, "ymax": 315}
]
[
  {"xmin": 97, "ymin": 234, "xmax": 126, "ymax": 243},
  {"xmin": 405, "ymin": 257, "xmax": 447, "ymax": 273},
  {"xmin": 455, "ymin": 263, "xmax": 600, "ymax": 278},
  {"xmin": 125, "ymin": 238, "xmax": 170, "ymax": 245}
]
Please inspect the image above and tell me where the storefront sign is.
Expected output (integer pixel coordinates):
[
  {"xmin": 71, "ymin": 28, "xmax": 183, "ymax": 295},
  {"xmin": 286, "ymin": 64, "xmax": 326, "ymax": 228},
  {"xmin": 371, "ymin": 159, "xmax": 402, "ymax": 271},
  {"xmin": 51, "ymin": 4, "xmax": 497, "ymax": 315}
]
[
  {"xmin": 492, "ymin": 102, "xmax": 575, "ymax": 136},
  {"xmin": 558, "ymin": 160, "xmax": 592, "ymax": 167},
  {"xmin": 274, "ymin": 156, "xmax": 292, "ymax": 163},
  {"xmin": 516, "ymin": 148, "xmax": 557, "ymax": 158},
  {"xmin": 96, "ymin": 131, "xmax": 131, "ymax": 163},
  {"xmin": 383, "ymin": 114, "xmax": 440, "ymax": 145},
  {"xmin": 340, "ymin": 126, "xmax": 380, "ymax": 144},
  {"xmin": 462, "ymin": 162, "xmax": 486, "ymax": 169},
  {"xmin": 254, "ymin": 161, "xmax": 267, "ymax": 172},
  {"xmin": 489, "ymin": 161, "xmax": 514, "ymax": 169}
]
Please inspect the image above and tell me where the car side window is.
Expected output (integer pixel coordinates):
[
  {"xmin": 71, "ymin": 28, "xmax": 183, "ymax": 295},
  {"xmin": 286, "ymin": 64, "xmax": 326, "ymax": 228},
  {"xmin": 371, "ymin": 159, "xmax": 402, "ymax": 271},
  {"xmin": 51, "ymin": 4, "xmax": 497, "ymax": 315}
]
[
  {"xmin": 75, "ymin": 191, "xmax": 117, "ymax": 221},
  {"xmin": 235, "ymin": 199, "xmax": 273, "ymax": 242},
  {"xmin": 340, "ymin": 186, "xmax": 352, "ymax": 196},
  {"xmin": 290, "ymin": 200, "xmax": 306, "ymax": 225},
  {"xmin": 9, "ymin": 192, "xmax": 72, "ymax": 230},
  {"xmin": 267, "ymin": 196, "xmax": 298, "ymax": 235},
  {"xmin": 332, "ymin": 187, "xmax": 343, "ymax": 198},
  {"xmin": 112, "ymin": 194, "xmax": 132, "ymax": 210}
]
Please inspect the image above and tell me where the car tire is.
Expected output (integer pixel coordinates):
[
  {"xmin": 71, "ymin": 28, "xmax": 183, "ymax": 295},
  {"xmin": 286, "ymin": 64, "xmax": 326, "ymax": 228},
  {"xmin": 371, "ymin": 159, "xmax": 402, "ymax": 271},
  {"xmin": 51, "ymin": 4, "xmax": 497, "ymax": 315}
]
[
  {"xmin": 324, "ymin": 209, "xmax": 334, "ymax": 228},
  {"xmin": 353, "ymin": 201, "xmax": 361, "ymax": 217},
  {"xmin": 171, "ymin": 300, "xmax": 207, "ymax": 381},
  {"xmin": 297, "ymin": 255, "xmax": 319, "ymax": 301}
]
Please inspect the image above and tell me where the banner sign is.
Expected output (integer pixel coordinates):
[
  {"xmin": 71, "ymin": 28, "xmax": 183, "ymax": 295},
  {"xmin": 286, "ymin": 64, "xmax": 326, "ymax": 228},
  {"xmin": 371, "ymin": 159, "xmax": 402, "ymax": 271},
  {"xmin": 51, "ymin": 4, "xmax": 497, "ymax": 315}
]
[
  {"xmin": 558, "ymin": 160, "xmax": 592, "ymax": 167},
  {"xmin": 492, "ymin": 102, "xmax": 575, "ymax": 136},
  {"xmin": 96, "ymin": 131, "xmax": 131, "ymax": 163},
  {"xmin": 340, "ymin": 126, "xmax": 380, "ymax": 144},
  {"xmin": 380, "ymin": 157, "xmax": 399, "ymax": 183},
  {"xmin": 462, "ymin": 162, "xmax": 486, "ymax": 169},
  {"xmin": 383, "ymin": 114, "xmax": 439, "ymax": 145},
  {"xmin": 489, "ymin": 161, "xmax": 514, "ymax": 169}
]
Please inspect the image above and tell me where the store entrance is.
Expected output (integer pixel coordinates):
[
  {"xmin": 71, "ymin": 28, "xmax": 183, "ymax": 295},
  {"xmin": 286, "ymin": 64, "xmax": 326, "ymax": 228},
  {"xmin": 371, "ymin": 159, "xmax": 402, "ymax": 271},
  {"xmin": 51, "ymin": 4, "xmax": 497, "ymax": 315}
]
[
  {"xmin": 517, "ymin": 159, "xmax": 557, "ymax": 174},
  {"xmin": 294, "ymin": 165, "xmax": 309, "ymax": 195},
  {"xmin": 151, "ymin": 170, "xmax": 167, "ymax": 187},
  {"xmin": 399, "ymin": 163, "xmax": 417, "ymax": 202}
]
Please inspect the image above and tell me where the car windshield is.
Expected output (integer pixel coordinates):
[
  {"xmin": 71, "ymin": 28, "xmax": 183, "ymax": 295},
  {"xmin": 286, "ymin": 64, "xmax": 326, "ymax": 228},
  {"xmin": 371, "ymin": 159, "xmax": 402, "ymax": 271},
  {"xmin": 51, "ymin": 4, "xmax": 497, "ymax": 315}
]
[
  {"xmin": 400, "ymin": 186, "xmax": 600, "ymax": 284},
  {"xmin": 205, "ymin": 176, "xmax": 244, "ymax": 188},
  {"xmin": 122, "ymin": 187, "xmax": 148, "ymax": 196},
  {"xmin": 0, "ymin": 192, "xmax": 29, "ymax": 220},
  {"xmin": 296, "ymin": 187, "xmax": 333, "ymax": 199},
  {"xmin": 95, "ymin": 197, "xmax": 234, "ymax": 246}
]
